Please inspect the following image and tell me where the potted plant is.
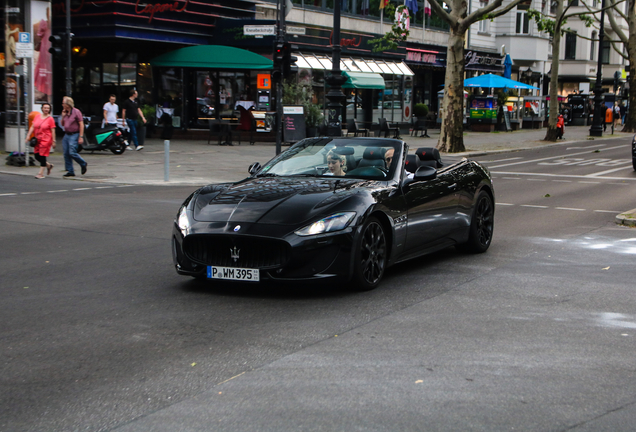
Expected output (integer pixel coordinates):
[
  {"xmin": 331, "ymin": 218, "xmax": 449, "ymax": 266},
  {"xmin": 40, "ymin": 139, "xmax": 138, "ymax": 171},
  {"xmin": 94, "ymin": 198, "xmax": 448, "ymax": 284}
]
[
  {"xmin": 139, "ymin": 104, "xmax": 156, "ymax": 139},
  {"xmin": 413, "ymin": 103, "xmax": 429, "ymax": 120},
  {"xmin": 304, "ymin": 103, "xmax": 323, "ymax": 137}
]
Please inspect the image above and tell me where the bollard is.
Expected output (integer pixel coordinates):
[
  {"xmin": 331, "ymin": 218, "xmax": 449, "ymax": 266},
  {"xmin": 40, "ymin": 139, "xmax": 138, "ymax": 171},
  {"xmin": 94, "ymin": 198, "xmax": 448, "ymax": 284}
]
[{"xmin": 164, "ymin": 140, "xmax": 170, "ymax": 182}]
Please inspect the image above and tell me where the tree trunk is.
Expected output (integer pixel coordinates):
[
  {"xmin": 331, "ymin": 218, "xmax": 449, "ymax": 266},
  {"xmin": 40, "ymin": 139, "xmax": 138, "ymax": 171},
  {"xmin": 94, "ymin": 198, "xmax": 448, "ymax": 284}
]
[
  {"xmin": 437, "ymin": 30, "xmax": 466, "ymax": 153},
  {"xmin": 622, "ymin": 3, "xmax": 636, "ymax": 132},
  {"xmin": 545, "ymin": 0, "xmax": 563, "ymax": 142}
]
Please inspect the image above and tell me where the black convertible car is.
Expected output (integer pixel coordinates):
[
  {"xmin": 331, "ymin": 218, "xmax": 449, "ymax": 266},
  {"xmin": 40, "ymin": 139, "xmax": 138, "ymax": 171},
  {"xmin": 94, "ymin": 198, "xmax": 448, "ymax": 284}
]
[{"xmin": 172, "ymin": 137, "xmax": 495, "ymax": 290}]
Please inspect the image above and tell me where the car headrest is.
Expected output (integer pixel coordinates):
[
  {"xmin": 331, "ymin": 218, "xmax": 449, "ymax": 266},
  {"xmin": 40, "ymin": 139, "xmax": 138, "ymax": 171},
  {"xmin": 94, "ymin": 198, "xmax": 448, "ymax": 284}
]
[
  {"xmin": 405, "ymin": 154, "xmax": 419, "ymax": 173},
  {"xmin": 363, "ymin": 147, "xmax": 385, "ymax": 160},
  {"xmin": 416, "ymin": 147, "xmax": 443, "ymax": 168}
]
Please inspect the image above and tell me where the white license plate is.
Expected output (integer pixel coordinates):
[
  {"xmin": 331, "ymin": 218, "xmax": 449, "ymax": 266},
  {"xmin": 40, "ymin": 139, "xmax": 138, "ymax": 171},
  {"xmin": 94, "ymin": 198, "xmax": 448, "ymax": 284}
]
[{"xmin": 207, "ymin": 266, "xmax": 260, "ymax": 282}]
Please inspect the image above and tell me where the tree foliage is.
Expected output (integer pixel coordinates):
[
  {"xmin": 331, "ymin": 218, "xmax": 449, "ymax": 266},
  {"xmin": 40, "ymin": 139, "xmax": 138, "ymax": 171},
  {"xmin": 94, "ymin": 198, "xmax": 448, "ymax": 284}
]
[{"xmin": 368, "ymin": 3, "xmax": 411, "ymax": 52}]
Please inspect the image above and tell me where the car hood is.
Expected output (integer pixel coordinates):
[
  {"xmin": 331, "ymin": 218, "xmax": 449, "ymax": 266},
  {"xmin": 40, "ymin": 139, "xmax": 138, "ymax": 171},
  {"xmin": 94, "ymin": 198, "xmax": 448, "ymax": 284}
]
[{"xmin": 193, "ymin": 177, "xmax": 370, "ymax": 225}]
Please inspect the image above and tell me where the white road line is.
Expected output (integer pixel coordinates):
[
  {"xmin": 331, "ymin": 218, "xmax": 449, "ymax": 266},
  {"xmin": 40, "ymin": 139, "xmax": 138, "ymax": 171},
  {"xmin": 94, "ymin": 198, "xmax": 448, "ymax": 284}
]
[
  {"xmin": 608, "ymin": 182, "xmax": 631, "ymax": 186},
  {"xmin": 72, "ymin": 188, "xmax": 92, "ymax": 191},
  {"xmin": 491, "ymin": 171, "xmax": 636, "ymax": 181},
  {"xmin": 95, "ymin": 186, "xmax": 114, "ymax": 189},
  {"xmin": 521, "ymin": 204, "xmax": 549, "ymax": 208},
  {"xmin": 578, "ymin": 181, "xmax": 600, "ymax": 184},
  {"xmin": 47, "ymin": 190, "xmax": 68, "ymax": 193},
  {"xmin": 479, "ymin": 157, "xmax": 524, "ymax": 163},
  {"xmin": 587, "ymin": 164, "xmax": 634, "ymax": 177},
  {"xmin": 566, "ymin": 144, "xmax": 607, "ymax": 150},
  {"xmin": 496, "ymin": 203, "xmax": 515, "ymax": 206},
  {"xmin": 20, "ymin": 192, "xmax": 40, "ymax": 195},
  {"xmin": 527, "ymin": 179, "xmax": 547, "ymax": 181},
  {"xmin": 502, "ymin": 177, "xmax": 523, "ymax": 180},
  {"xmin": 488, "ymin": 144, "xmax": 628, "ymax": 169},
  {"xmin": 555, "ymin": 207, "xmax": 586, "ymax": 211},
  {"xmin": 553, "ymin": 180, "xmax": 572, "ymax": 182},
  {"xmin": 0, "ymin": 193, "xmax": 17, "ymax": 196},
  {"xmin": 594, "ymin": 210, "xmax": 622, "ymax": 213}
]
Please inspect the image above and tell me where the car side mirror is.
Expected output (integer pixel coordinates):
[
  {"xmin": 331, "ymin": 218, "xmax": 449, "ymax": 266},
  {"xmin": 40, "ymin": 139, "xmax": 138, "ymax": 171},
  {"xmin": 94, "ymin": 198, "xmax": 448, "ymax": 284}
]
[
  {"xmin": 248, "ymin": 162, "xmax": 261, "ymax": 175},
  {"xmin": 414, "ymin": 165, "xmax": 437, "ymax": 181}
]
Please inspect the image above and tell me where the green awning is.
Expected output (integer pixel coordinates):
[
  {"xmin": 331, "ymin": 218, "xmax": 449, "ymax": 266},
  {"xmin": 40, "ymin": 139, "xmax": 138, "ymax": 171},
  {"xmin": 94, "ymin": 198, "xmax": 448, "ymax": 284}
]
[
  {"xmin": 150, "ymin": 45, "xmax": 273, "ymax": 70},
  {"xmin": 342, "ymin": 71, "xmax": 385, "ymax": 89}
]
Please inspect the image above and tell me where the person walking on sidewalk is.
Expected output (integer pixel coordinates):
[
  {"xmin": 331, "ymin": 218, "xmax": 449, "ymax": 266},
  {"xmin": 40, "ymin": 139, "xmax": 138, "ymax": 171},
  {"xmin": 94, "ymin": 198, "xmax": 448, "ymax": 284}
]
[
  {"xmin": 25, "ymin": 102, "xmax": 56, "ymax": 179},
  {"xmin": 103, "ymin": 94, "xmax": 119, "ymax": 127},
  {"xmin": 122, "ymin": 89, "xmax": 146, "ymax": 151},
  {"xmin": 60, "ymin": 96, "xmax": 87, "ymax": 177}
]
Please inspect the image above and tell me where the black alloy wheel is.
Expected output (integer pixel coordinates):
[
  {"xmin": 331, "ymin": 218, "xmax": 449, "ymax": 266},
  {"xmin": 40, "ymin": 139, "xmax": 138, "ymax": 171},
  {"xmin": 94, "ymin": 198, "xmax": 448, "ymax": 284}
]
[
  {"xmin": 353, "ymin": 216, "xmax": 387, "ymax": 291},
  {"xmin": 459, "ymin": 190, "xmax": 494, "ymax": 253}
]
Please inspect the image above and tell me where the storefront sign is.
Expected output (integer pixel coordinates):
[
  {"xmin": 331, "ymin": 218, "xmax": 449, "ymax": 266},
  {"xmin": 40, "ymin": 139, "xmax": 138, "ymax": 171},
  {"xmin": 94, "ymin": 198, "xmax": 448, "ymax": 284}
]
[
  {"xmin": 329, "ymin": 31, "xmax": 362, "ymax": 47},
  {"xmin": 257, "ymin": 74, "xmax": 271, "ymax": 90},
  {"xmin": 287, "ymin": 26, "xmax": 306, "ymax": 35},
  {"xmin": 465, "ymin": 51, "xmax": 502, "ymax": 69},
  {"xmin": 406, "ymin": 51, "xmax": 437, "ymax": 64},
  {"xmin": 135, "ymin": 0, "xmax": 189, "ymax": 23}
]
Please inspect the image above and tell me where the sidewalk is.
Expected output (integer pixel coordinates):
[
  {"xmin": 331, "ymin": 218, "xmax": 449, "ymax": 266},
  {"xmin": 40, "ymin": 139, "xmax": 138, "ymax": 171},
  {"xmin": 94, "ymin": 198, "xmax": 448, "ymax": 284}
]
[{"xmin": 1, "ymin": 126, "xmax": 632, "ymax": 186}]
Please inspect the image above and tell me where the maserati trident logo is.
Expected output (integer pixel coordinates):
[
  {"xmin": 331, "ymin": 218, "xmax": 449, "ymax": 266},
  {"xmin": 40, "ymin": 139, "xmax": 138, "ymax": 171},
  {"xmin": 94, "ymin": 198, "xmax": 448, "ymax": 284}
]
[
  {"xmin": 230, "ymin": 247, "xmax": 240, "ymax": 262},
  {"xmin": 234, "ymin": 225, "xmax": 241, "ymax": 232}
]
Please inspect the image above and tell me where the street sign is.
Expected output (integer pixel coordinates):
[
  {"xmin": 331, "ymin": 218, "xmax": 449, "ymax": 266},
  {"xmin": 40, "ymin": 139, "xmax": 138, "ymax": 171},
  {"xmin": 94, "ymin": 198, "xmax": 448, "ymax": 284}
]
[
  {"xmin": 6, "ymin": 7, "xmax": 20, "ymax": 13},
  {"xmin": 18, "ymin": 32, "xmax": 30, "ymax": 43},
  {"xmin": 287, "ymin": 26, "xmax": 306, "ymax": 35},
  {"xmin": 15, "ymin": 42, "xmax": 33, "ymax": 58},
  {"xmin": 244, "ymin": 25, "xmax": 276, "ymax": 36}
]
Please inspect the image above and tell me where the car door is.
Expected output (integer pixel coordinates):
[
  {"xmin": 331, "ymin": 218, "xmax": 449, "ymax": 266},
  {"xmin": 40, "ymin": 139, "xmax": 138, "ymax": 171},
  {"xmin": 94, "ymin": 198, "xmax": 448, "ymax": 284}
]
[{"xmin": 402, "ymin": 168, "xmax": 459, "ymax": 253}]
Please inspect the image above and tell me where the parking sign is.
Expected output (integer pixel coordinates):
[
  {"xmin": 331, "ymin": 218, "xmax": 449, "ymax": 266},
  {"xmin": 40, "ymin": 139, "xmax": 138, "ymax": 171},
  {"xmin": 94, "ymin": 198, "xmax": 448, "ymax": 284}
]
[{"xmin": 18, "ymin": 32, "xmax": 30, "ymax": 43}]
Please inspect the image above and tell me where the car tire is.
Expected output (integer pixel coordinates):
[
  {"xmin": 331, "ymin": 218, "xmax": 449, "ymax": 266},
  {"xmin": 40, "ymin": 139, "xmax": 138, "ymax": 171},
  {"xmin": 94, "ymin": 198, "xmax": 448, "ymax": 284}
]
[
  {"xmin": 633, "ymin": 157, "xmax": 636, "ymax": 171},
  {"xmin": 458, "ymin": 190, "xmax": 494, "ymax": 254},
  {"xmin": 352, "ymin": 216, "xmax": 387, "ymax": 291}
]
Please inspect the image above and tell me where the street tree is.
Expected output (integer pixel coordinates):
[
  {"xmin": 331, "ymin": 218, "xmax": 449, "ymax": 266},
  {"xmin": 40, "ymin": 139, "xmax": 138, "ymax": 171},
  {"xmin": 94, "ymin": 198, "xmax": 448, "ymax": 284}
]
[
  {"xmin": 428, "ymin": 0, "xmax": 526, "ymax": 153},
  {"xmin": 528, "ymin": 0, "xmax": 627, "ymax": 141},
  {"xmin": 597, "ymin": 0, "xmax": 635, "ymax": 132}
]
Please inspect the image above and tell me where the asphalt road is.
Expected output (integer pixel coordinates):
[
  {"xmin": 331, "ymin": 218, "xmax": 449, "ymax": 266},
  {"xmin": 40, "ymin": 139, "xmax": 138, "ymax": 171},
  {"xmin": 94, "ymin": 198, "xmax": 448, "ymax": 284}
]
[{"xmin": 1, "ymin": 135, "xmax": 636, "ymax": 431}]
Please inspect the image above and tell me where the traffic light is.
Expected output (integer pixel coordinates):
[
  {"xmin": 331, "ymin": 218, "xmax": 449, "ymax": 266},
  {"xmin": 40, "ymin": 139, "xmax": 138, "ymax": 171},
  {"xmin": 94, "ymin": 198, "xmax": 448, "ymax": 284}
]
[
  {"xmin": 614, "ymin": 70, "xmax": 621, "ymax": 93},
  {"xmin": 274, "ymin": 42, "xmax": 284, "ymax": 71},
  {"xmin": 282, "ymin": 42, "xmax": 298, "ymax": 79},
  {"xmin": 49, "ymin": 34, "xmax": 65, "ymax": 59}
]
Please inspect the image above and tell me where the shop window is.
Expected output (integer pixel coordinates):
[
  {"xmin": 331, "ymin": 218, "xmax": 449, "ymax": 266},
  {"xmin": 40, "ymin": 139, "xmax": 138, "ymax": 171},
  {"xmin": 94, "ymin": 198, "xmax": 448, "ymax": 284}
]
[
  {"xmin": 478, "ymin": 1, "xmax": 489, "ymax": 33},
  {"xmin": 90, "ymin": 66, "xmax": 101, "ymax": 98},
  {"xmin": 103, "ymin": 63, "xmax": 118, "ymax": 85},
  {"xmin": 565, "ymin": 32, "xmax": 576, "ymax": 60},
  {"xmin": 158, "ymin": 68, "xmax": 183, "ymax": 119},
  {"xmin": 137, "ymin": 63, "xmax": 153, "ymax": 107}
]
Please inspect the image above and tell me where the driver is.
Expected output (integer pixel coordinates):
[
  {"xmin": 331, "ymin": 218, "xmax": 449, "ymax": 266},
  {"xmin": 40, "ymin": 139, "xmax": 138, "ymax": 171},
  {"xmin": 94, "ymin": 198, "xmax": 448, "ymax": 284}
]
[
  {"xmin": 384, "ymin": 148, "xmax": 394, "ymax": 169},
  {"xmin": 326, "ymin": 150, "xmax": 346, "ymax": 176}
]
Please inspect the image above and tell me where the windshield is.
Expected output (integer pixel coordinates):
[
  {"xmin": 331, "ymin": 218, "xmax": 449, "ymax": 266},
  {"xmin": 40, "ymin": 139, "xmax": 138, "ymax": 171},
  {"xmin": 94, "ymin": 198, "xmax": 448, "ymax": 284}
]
[{"xmin": 258, "ymin": 137, "xmax": 402, "ymax": 180}]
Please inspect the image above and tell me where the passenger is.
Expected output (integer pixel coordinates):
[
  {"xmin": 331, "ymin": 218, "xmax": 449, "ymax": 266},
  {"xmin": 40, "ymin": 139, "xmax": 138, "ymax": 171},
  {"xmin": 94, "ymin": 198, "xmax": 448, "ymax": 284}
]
[
  {"xmin": 384, "ymin": 148, "xmax": 394, "ymax": 169},
  {"xmin": 326, "ymin": 150, "xmax": 346, "ymax": 176}
]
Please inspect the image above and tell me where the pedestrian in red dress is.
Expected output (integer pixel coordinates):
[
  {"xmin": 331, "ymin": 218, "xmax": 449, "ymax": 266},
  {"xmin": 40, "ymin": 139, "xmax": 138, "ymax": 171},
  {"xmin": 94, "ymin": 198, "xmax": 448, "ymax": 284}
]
[{"xmin": 25, "ymin": 103, "xmax": 56, "ymax": 179}]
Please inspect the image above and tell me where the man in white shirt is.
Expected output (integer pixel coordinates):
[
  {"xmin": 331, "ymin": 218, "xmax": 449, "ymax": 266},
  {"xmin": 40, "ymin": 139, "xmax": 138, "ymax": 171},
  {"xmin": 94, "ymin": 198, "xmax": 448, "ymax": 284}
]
[{"xmin": 103, "ymin": 94, "xmax": 119, "ymax": 127}]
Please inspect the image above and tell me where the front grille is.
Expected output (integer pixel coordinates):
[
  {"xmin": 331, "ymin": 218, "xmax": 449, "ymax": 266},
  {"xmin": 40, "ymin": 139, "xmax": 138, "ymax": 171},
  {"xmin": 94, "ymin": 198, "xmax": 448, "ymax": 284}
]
[{"xmin": 183, "ymin": 235, "xmax": 291, "ymax": 269}]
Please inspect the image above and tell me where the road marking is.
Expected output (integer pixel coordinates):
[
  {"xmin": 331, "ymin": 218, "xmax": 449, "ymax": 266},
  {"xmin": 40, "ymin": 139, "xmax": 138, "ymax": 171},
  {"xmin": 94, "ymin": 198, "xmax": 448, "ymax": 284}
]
[
  {"xmin": 0, "ymin": 193, "xmax": 17, "ymax": 196},
  {"xmin": 555, "ymin": 207, "xmax": 586, "ymax": 211},
  {"xmin": 20, "ymin": 192, "xmax": 40, "ymax": 195},
  {"xmin": 479, "ymin": 157, "xmax": 524, "ymax": 163},
  {"xmin": 488, "ymin": 144, "xmax": 628, "ymax": 168},
  {"xmin": 553, "ymin": 180, "xmax": 572, "ymax": 183},
  {"xmin": 502, "ymin": 177, "xmax": 523, "ymax": 180},
  {"xmin": 521, "ymin": 204, "xmax": 549, "ymax": 208},
  {"xmin": 117, "ymin": 185, "xmax": 135, "ymax": 188},
  {"xmin": 496, "ymin": 202, "xmax": 514, "ymax": 206},
  {"xmin": 527, "ymin": 179, "xmax": 547, "ymax": 181},
  {"xmin": 578, "ymin": 181, "xmax": 600, "ymax": 184},
  {"xmin": 608, "ymin": 182, "xmax": 631, "ymax": 186},
  {"xmin": 587, "ymin": 164, "xmax": 634, "ymax": 177},
  {"xmin": 594, "ymin": 210, "xmax": 622, "ymax": 213},
  {"xmin": 491, "ymin": 171, "xmax": 636, "ymax": 181},
  {"xmin": 95, "ymin": 186, "xmax": 114, "ymax": 189},
  {"xmin": 566, "ymin": 144, "xmax": 607, "ymax": 150},
  {"xmin": 47, "ymin": 190, "xmax": 68, "ymax": 193}
]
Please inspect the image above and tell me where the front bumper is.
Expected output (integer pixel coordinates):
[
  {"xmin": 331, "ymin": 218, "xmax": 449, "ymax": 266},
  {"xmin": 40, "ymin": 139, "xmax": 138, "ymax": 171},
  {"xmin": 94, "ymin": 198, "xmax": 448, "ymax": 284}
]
[{"xmin": 172, "ymin": 223, "xmax": 355, "ymax": 282}]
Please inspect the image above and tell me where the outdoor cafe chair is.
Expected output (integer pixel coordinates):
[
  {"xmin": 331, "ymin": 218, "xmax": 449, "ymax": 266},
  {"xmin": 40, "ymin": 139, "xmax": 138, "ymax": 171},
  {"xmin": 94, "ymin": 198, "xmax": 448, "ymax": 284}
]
[
  {"xmin": 377, "ymin": 118, "xmax": 400, "ymax": 139},
  {"xmin": 346, "ymin": 118, "xmax": 369, "ymax": 137}
]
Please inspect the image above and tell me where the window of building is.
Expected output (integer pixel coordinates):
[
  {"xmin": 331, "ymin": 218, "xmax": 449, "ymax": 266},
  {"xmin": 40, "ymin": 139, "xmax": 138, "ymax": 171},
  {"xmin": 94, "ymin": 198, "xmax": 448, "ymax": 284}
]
[
  {"xmin": 516, "ymin": 11, "xmax": 529, "ymax": 33},
  {"xmin": 478, "ymin": 1, "xmax": 489, "ymax": 32},
  {"xmin": 590, "ymin": 31, "xmax": 597, "ymax": 61},
  {"xmin": 565, "ymin": 31, "xmax": 577, "ymax": 60}
]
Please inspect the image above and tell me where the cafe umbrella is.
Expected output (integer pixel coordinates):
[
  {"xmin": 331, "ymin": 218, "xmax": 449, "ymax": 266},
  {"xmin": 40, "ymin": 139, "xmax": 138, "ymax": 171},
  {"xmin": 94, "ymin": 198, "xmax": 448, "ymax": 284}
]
[{"xmin": 464, "ymin": 73, "xmax": 539, "ymax": 90}]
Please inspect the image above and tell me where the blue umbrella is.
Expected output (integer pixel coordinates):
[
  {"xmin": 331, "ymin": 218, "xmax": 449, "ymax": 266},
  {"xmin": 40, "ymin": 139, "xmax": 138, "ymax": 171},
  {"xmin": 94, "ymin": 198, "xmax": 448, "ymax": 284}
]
[
  {"xmin": 503, "ymin": 54, "xmax": 512, "ymax": 79},
  {"xmin": 405, "ymin": 0, "xmax": 419, "ymax": 14},
  {"xmin": 464, "ymin": 73, "xmax": 539, "ymax": 90}
]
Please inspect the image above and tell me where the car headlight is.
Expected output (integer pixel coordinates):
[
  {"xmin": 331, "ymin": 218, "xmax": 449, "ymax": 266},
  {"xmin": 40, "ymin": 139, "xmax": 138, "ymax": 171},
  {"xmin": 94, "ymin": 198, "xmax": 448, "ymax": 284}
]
[
  {"xmin": 176, "ymin": 206, "xmax": 190, "ymax": 236},
  {"xmin": 295, "ymin": 212, "xmax": 356, "ymax": 237}
]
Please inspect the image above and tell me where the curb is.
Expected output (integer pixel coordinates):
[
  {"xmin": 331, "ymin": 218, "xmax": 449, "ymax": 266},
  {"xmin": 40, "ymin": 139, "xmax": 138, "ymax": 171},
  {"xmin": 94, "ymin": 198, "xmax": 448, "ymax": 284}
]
[{"xmin": 616, "ymin": 208, "xmax": 636, "ymax": 227}]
